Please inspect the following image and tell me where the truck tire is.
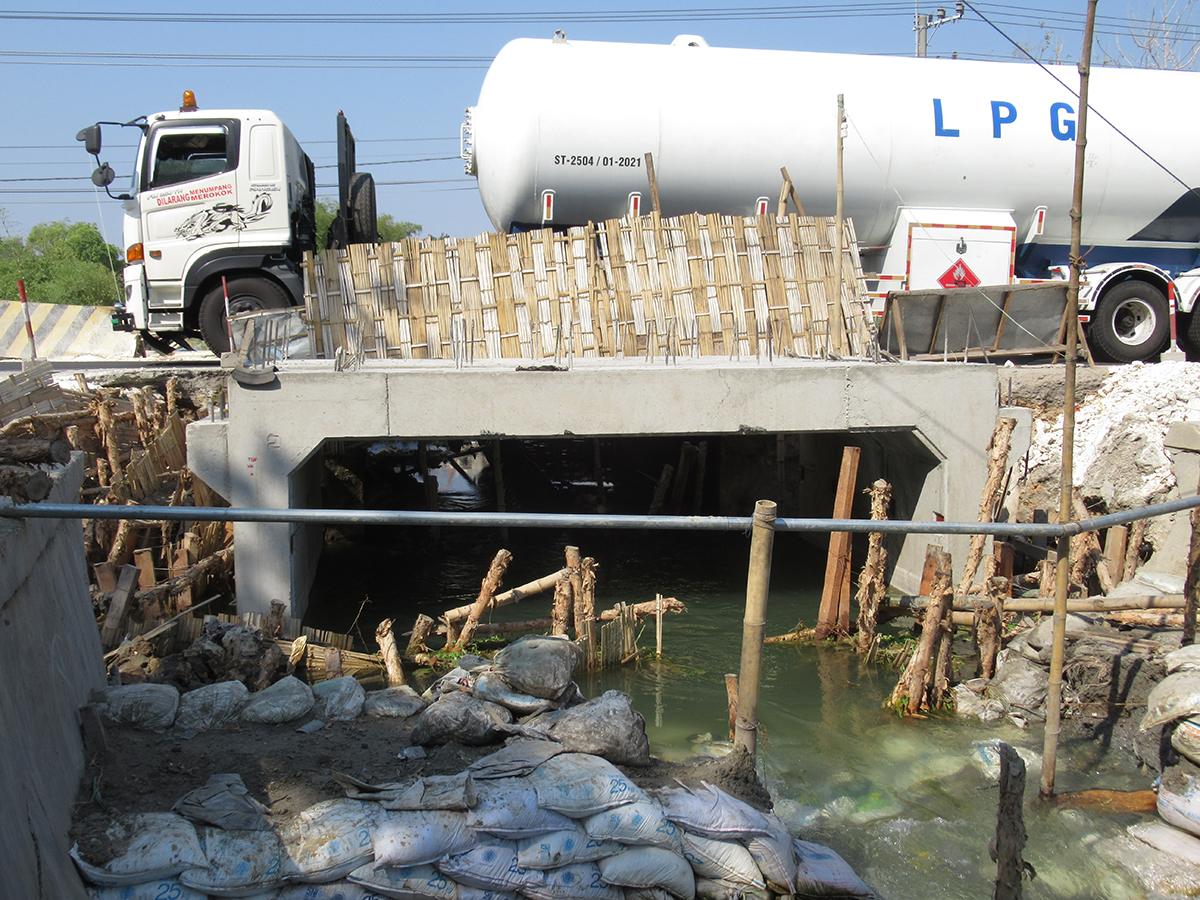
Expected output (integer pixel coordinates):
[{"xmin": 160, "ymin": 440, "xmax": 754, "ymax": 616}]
[
  {"xmin": 199, "ymin": 276, "xmax": 290, "ymax": 355},
  {"xmin": 1088, "ymin": 281, "xmax": 1169, "ymax": 363},
  {"xmin": 348, "ymin": 171, "xmax": 378, "ymax": 244}
]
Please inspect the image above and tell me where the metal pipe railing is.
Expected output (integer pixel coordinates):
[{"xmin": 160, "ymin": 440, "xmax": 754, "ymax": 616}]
[{"xmin": 4, "ymin": 492, "xmax": 1200, "ymax": 536}]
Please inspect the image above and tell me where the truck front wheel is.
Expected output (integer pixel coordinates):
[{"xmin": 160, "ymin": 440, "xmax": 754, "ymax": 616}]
[
  {"xmin": 199, "ymin": 276, "xmax": 291, "ymax": 355},
  {"xmin": 1088, "ymin": 281, "xmax": 1169, "ymax": 363}
]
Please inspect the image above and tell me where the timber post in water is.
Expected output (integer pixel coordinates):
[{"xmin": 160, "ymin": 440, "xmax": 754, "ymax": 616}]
[
  {"xmin": 992, "ymin": 742, "xmax": 1033, "ymax": 899},
  {"xmin": 735, "ymin": 500, "xmax": 776, "ymax": 758}
]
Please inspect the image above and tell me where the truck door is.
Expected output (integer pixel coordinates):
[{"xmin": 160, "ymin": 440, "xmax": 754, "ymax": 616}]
[{"xmin": 138, "ymin": 120, "xmax": 241, "ymax": 294}]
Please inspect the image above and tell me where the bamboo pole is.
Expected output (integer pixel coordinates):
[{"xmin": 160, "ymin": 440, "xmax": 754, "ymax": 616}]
[
  {"xmin": 957, "ymin": 417, "xmax": 1017, "ymax": 597},
  {"xmin": 441, "ymin": 568, "xmax": 568, "ymax": 623},
  {"xmin": 735, "ymin": 500, "xmax": 776, "ymax": 757},
  {"xmin": 855, "ymin": 479, "xmax": 892, "ymax": 653},
  {"xmin": 1185, "ymin": 498, "xmax": 1200, "ymax": 645},
  {"xmin": 375, "ymin": 617, "xmax": 407, "ymax": 686},
  {"xmin": 834, "ymin": 94, "xmax": 845, "ymax": 336},
  {"xmin": 1043, "ymin": 0, "xmax": 1095, "ymax": 799},
  {"xmin": 456, "ymin": 548, "xmax": 512, "ymax": 649}
]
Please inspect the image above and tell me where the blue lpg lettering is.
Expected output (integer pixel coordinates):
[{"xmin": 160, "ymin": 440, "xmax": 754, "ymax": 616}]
[
  {"xmin": 1051, "ymin": 102, "xmax": 1076, "ymax": 140},
  {"xmin": 991, "ymin": 101, "xmax": 1017, "ymax": 137},
  {"xmin": 933, "ymin": 99, "xmax": 959, "ymax": 137}
]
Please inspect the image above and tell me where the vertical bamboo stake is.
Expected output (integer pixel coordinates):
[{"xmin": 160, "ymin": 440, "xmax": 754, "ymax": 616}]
[
  {"xmin": 644, "ymin": 153, "xmax": 661, "ymax": 213},
  {"xmin": 551, "ymin": 571, "xmax": 573, "ymax": 636},
  {"xmin": 375, "ymin": 617, "xmax": 407, "ymax": 686},
  {"xmin": 656, "ymin": 592, "xmax": 664, "ymax": 658},
  {"xmin": 1185, "ymin": 503, "xmax": 1200, "ymax": 646},
  {"xmin": 855, "ymin": 479, "xmax": 892, "ymax": 653},
  {"xmin": 1042, "ymin": 0, "xmax": 1094, "ymax": 799},
  {"xmin": 735, "ymin": 500, "xmax": 776, "ymax": 758},
  {"xmin": 725, "ymin": 673, "xmax": 739, "ymax": 741}
]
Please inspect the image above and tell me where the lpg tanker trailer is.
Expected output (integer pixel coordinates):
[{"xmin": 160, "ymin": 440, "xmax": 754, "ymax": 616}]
[{"xmin": 463, "ymin": 34, "xmax": 1200, "ymax": 362}]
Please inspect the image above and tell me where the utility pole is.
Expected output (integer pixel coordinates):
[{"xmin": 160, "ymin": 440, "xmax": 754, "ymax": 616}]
[{"xmin": 915, "ymin": 0, "xmax": 965, "ymax": 56}]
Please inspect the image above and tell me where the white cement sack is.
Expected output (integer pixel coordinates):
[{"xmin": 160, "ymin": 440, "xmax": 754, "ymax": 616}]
[
  {"xmin": 1143, "ymin": 672, "xmax": 1200, "ymax": 730},
  {"xmin": 597, "ymin": 847, "xmax": 696, "ymax": 900},
  {"xmin": 530, "ymin": 753, "xmax": 648, "ymax": 817},
  {"xmin": 680, "ymin": 832, "xmax": 765, "ymax": 888},
  {"xmin": 521, "ymin": 863, "xmax": 623, "ymax": 900},
  {"xmin": 471, "ymin": 779, "xmax": 576, "ymax": 838},
  {"xmin": 1159, "ymin": 774, "xmax": 1200, "ymax": 837},
  {"xmin": 1168, "ymin": 645, "xmax": 1200, "ymax": 674},
  {"xmin": 85, "ymin": 880, "xmax": 207, "ymax": 900},
  {"xmin": 792, "ymin": 839, "xmax": 872, "ymax": 898},
  {"xmin": 313, "ymin": 675, "xmax": 367, "ymax": 721},
  {"xmin": 525, "ymin": 692, "xmax": 651, "ymax": 766},
  {"xmin": 492, "ymin": 635, "xmax": 582, "ymax": 700},
  {"xmin": 436, "ymin": 840, "xmax": 536, "ymax": 892},
  {"xmin": 694, "ymin": 878, "xmax": 770, "ymax": 900},
  {"xmin": 365, "ymin": 685, "xmax": 428, "ymax": 718},
  {"xmin": 283, "ymin": 798, "xmax": 379, "ymax": 883},
  {"xmin": 70, "ymin": 812, "xmax": 206, "ymax": 886},
  {"xmin": 100, "ymin": 683, "xmax": 180, "ymax": 731},
  {"xmin": 584, "ymin": 800, "xmax": 683, "ymax": 851},
  {"xmin": 517, "ymin": 825, "xmax": 623, "ymax": 868},
  {"xmin": 175, "ymin": 680, "xmax": 250, "ymax": 731},
  {"xmin": 180, "ymin": 828, "xmax": 297, "ymax": 897},
  {"xmin": 473, "ymin": 671, "xmax": 559, "ymax": 716},
  {"xmin": 241, "ymin": 675, "xmax": 314, "ymax": 724},
  {"xmin": 350, "ymin": 863, "xmax": 461, "ymax": 900},
  {"xmin": 374, "ymin": 810, "xmax": 476, "ymax": 867},
  {"xmin": 651, "ymin": 783, "xmax": 771, "ymax": 841},
  {"xmin": 1175, "ymin": 718, "xmax": 1200, "ymax": 765},
  {"xmin": 744, "ymin": 817, "xmax": 796, "ymax": 893},
  {"xmin": 411, "ymin": 692, "xmax": 513, "ymax": 746}
]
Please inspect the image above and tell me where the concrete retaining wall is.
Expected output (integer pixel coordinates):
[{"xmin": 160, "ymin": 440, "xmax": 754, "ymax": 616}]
[{"xmin": 0, "ymin": 454, "xmax": 104, "ymax": 900}]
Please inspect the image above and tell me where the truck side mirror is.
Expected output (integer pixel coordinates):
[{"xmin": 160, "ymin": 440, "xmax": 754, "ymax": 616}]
[
  {"xmin": 91, "ymin": 164, "xmax": 116, "ymax": 187},
  {"xmin": 76, "ymin": 125, "xmax": 102, "ymax": 157}
]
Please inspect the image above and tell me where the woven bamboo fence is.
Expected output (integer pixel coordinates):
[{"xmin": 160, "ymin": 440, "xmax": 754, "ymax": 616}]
[{"xmin": 303, "ymin": 212, "xmax": 874, "ymax": 361}]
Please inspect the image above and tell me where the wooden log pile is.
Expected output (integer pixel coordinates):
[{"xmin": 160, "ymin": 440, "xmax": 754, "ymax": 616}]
[
  {"xmin": 406, "ymin": 545, "xmax": 687, "ymax": 669},
  {"xmin": 0, "ymin": 364, "xmax": 234, "ymax": 650}
]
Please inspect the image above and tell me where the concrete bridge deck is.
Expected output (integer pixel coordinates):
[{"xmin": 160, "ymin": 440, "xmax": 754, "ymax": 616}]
[{"xmin": 187, "ymin": 357, "xmax": 1006, "ymax": 618}]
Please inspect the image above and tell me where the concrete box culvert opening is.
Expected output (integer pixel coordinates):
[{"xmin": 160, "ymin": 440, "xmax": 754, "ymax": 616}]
[{"xmin": 299, "ymin": 429, "xmax": 947, "ymax": 627}]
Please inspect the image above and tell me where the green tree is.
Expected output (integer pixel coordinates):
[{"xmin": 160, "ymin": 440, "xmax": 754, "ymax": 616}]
[
  {"xmin": 0, "ymin": 212, "xmax": 122, "ymax": 307},
  {"xmin": 314, "ymin": 197, "xmax": 423, "ymax": 249}
]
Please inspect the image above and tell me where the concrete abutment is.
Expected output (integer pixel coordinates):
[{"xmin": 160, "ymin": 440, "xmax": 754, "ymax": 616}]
[{"xmin": 187, "ymin": 359, "xmax": 1003, "ymax": 618}]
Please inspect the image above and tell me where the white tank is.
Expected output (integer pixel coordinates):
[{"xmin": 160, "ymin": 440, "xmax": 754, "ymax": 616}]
[{"xmin": 466, "ymin": 36, "xmax": 1200, "ymax": 273}]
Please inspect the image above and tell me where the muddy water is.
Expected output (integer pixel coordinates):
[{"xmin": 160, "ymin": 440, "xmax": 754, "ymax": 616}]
[{"xmin": 309, "ymin": 466, "xmax": 1153, "ymax": 900}]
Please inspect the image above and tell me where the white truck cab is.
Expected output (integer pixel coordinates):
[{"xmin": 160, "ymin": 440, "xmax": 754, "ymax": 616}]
[{"xmin": 80, "ymin": 92, "xmax": 375, "ymax": 353}]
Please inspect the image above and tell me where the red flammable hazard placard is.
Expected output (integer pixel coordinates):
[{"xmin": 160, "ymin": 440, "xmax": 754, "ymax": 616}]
[{"xmin": 938, "ymin": 259, "xmax": 981, "ymax": 289}]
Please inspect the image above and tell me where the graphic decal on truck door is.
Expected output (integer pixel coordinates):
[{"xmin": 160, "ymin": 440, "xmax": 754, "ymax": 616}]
[{"xmin": 174, "ymin": 193, "xmax": 272, "ymax": 240}]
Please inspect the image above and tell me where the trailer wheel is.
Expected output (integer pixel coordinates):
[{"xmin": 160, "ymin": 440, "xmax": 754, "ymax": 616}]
[
  {"xmin": 1088, "ymin": 281, "xmax": 1169, "ymax": 363},
  {"xmin": 348, "ymin": 171, "xmax": 378, "ymax": 244},
  {"xmin": 199, "ymin": 276, "xmax": 290, "ymax": 355}
]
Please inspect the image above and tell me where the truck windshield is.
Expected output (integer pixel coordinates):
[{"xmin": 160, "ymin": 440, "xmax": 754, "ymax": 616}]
[{"xmin": 147, "ymin": 125, "xmax": 232, "ymax": 189}]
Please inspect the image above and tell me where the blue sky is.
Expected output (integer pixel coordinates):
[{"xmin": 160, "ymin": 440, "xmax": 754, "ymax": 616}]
[{"xmin": 0, "ymin": 1, "xmax": 1187, "ymax": 246}]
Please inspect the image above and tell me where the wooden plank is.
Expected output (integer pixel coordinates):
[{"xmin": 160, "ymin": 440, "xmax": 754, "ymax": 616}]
[
  {"xmin": 816, "ymin": 446, "xmax": 861, "ymax": 639},
  {"xmin": 99, "ymin": 563, "xmax": 141, "ymax": 650},
  {"xmin": 93, "ymin": 561, "xmax": 116, "ymax": 593}
]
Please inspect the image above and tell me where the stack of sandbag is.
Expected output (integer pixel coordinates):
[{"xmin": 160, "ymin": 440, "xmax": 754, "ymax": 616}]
[
  {"xmin": 411, "ymin": 636, "xmax": 651, "ymax": 765},
  {"xmin": 1142, "ymin": 654, "xmax": 1200, "ymax": 837},
  {"xmin": 93, "ymin": 675, "xmax": 427, "ymax": 731},
  {"xmin": 340, "ymin": 748, "xmax": 874, "ymax": 900},
  {"xmin": 75, "ymin": 748, "xmax": 873, "ymax": 899}
]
